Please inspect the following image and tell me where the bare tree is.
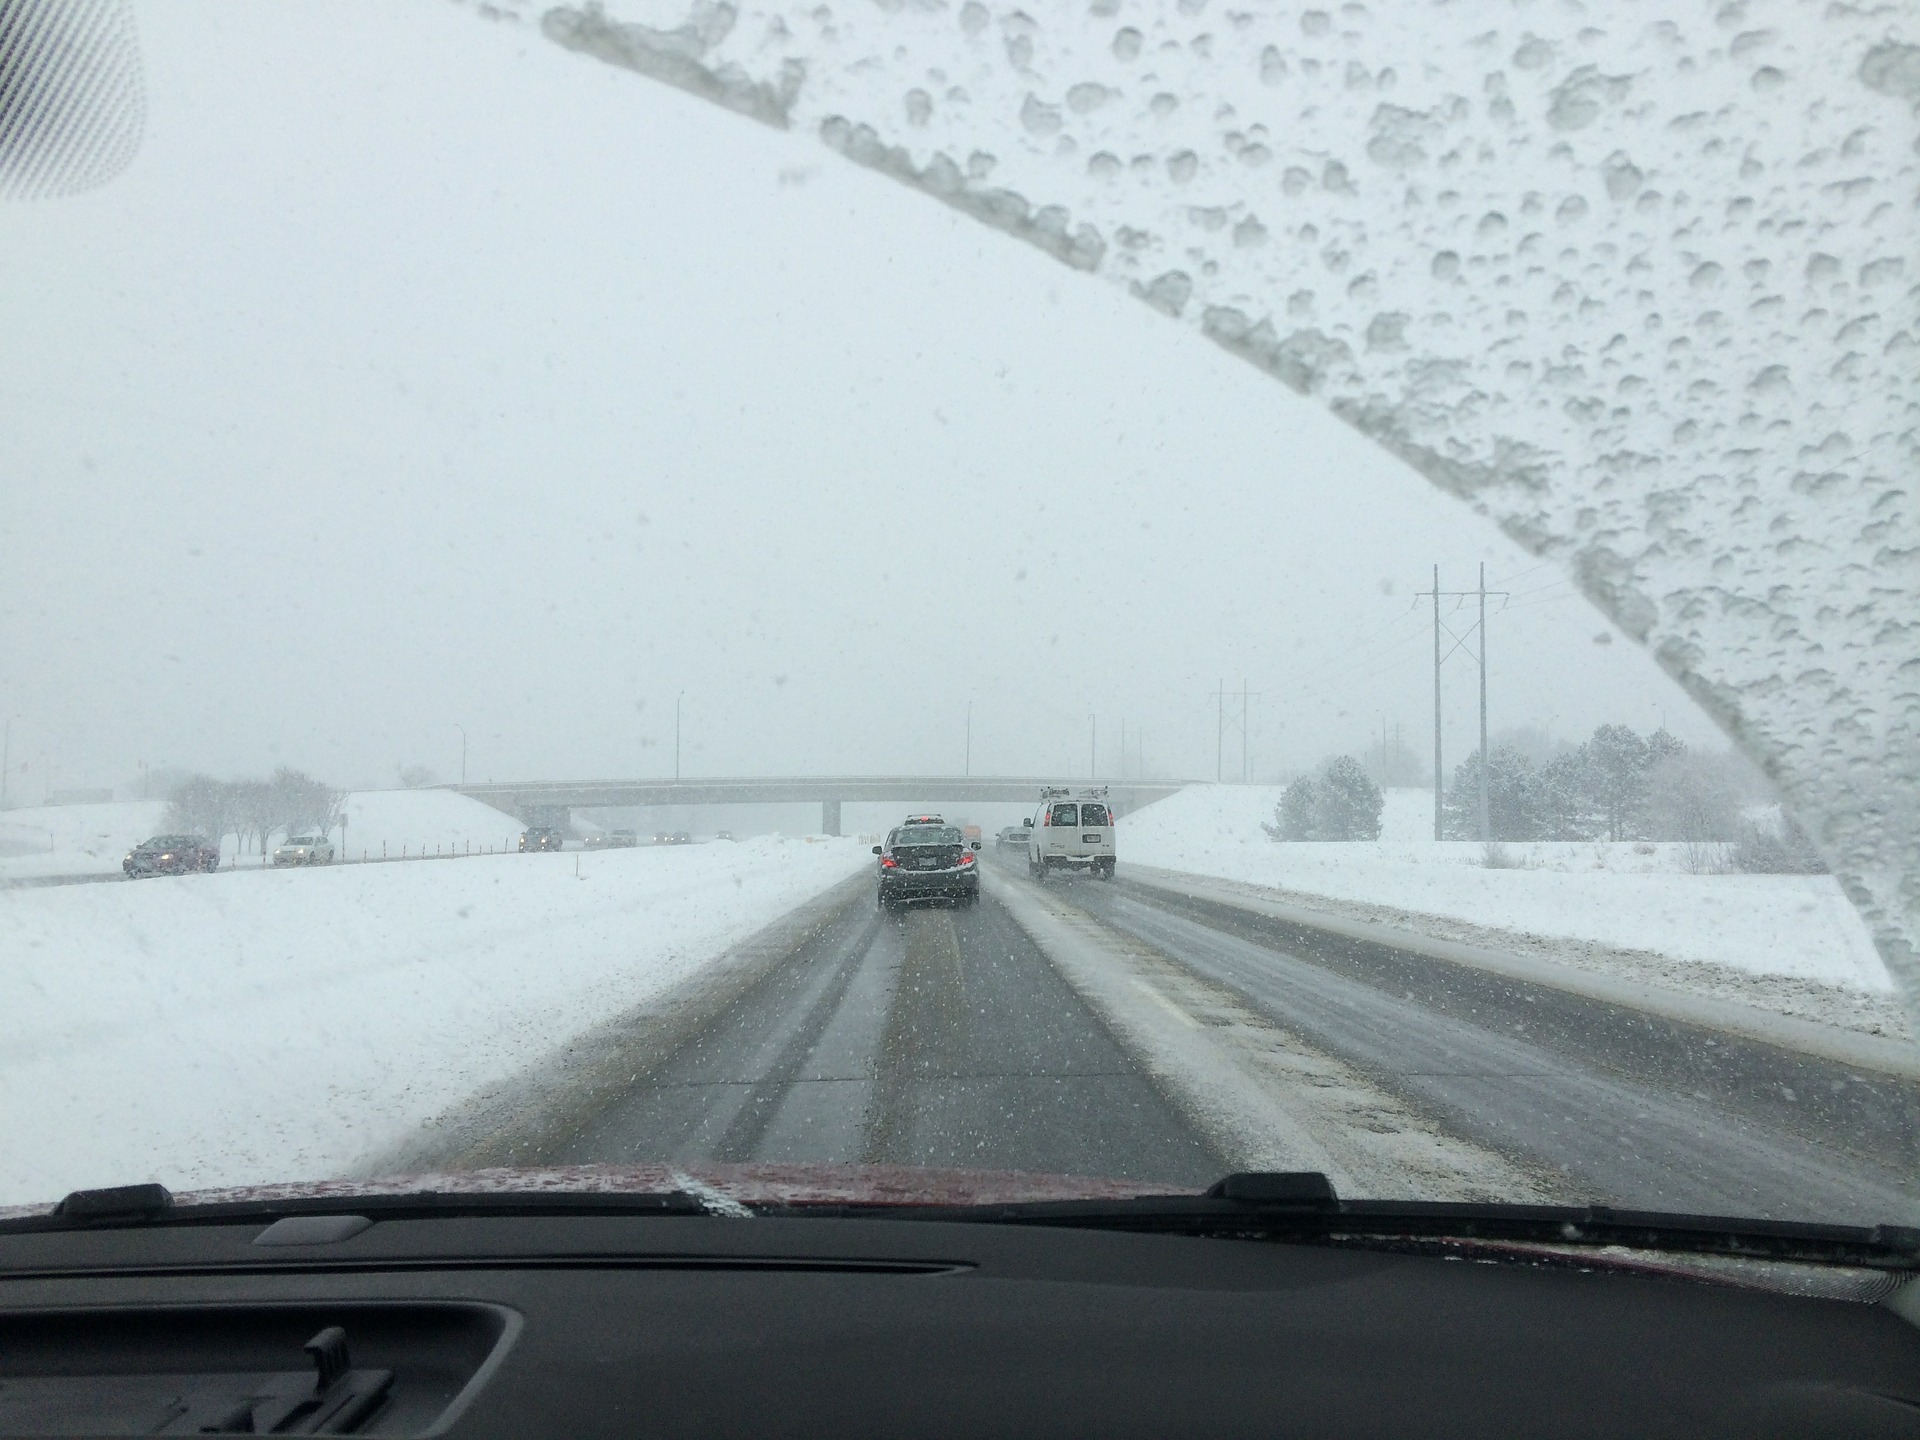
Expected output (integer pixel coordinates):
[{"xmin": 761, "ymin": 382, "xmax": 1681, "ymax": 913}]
[
  {"xmin": 165, "ymin": 775, "xmax": 232, "ymax": 845},
  {"xmin": 1644, "ymin": 750, "xmax": 1745, "ymax": 843},
  {"xmin": 269, "ymin": 767, "xmax": 343, "ymax": 836}
]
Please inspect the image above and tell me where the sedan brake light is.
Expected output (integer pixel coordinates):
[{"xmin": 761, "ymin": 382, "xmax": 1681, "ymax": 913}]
[
  {"xmin": 959, "ymin": 852, "xmax": 975, "ymax": 865},
  {"xmin": 880, "ymin": 856, "xmax": 898, "ymax": 868}
]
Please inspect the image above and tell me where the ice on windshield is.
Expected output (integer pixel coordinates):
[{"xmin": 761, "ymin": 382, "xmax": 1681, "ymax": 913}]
[{"xmin": 520, "ymin": 0, "xmax": 1920, "ymax": 1008}]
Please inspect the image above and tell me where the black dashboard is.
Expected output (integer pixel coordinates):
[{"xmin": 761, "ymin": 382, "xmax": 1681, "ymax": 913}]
[{"xmin": 5, "ymin": 1208, "xmax": 1920, "ymax": 1437}]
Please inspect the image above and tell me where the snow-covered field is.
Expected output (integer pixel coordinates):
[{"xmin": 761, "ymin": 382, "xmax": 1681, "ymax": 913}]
[
  {"xmin": 0, "ymin": 836, "xmax": 866, "ymax": 1206},
  {"xmin": 1123, "ymin": 786, "xmax": 1892, "ymax": 998}
]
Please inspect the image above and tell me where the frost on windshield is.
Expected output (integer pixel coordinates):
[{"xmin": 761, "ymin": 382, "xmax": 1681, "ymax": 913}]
[{"xmin": 488, "ymin": 0, "xmax": 1920, "ymax": 1010}]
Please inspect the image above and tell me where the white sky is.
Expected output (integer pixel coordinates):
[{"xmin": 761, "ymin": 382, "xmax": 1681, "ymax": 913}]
[{"xmin": 0, "ymin": 0, "xmax": 1720, "ymax": 796}]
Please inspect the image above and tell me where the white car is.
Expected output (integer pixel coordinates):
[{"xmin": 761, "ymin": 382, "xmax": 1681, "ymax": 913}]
[
  {"xmin": 1026, "ymin": 788, "xmax": 1115, "ymax": 881},
  {"xmin": 272, "ymin": 834, "xmax": 335, "ymax": 866}
]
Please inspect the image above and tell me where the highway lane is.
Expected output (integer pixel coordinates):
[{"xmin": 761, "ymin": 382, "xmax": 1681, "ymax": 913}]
[
  {"xmin": 529, "ymin": 847, "xmax": 1920, "ymax": 1224},
  {"xmin": 544, "ymin": 889, "xmax": 1225, "ymax": 1185},
  {"xmin": 1050, "ymin": 871, "xmax": 1920, "ymax": 1225}
]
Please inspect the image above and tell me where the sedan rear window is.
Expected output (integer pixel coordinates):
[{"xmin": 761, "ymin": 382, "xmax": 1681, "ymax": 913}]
[{"xmin": 895, "ymin": 826, "xmax": 962, "ymax": 847}]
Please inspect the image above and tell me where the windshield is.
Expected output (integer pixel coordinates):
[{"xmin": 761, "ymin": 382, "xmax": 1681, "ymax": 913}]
[{"xmin": 3, "ymin": 0, "xmax": 1917, "ymax": 1235}]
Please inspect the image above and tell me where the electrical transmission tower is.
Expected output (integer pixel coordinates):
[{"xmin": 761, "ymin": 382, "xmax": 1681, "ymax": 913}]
[
  {"xmin": 1414, "ymin": 564, "xmax": 1508, "ymax": 841},
  {"xmin": 1212, "ymin": 680, "xmax": 1260, "ymax": 783}
]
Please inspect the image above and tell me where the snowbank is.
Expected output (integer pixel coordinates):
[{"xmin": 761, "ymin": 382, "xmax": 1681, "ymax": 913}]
[
  {"xmin": 0, "ymin": 837, "xmax": 866, "ymax": 1205},
  {"xmin": 0, "ymin": 801, "xmax": 169, "ymax": 879},
  {"xmin": 1123, "ymin": 786, "xmax": 1890, "ymax": 994}
]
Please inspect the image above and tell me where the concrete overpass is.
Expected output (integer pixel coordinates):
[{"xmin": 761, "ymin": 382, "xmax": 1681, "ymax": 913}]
[{"xmin": 449, "ymin": 777, "xmax": 1192, "ymax": 836}]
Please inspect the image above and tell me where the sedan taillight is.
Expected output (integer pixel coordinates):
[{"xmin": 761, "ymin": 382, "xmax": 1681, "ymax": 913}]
[{"xmin": 881, "ymin": 856, "xmax": 898, "ymax": 868}]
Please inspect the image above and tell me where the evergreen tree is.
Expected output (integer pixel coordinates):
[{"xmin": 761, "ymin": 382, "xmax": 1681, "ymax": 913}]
[
  {"xmin": 1442, "ymin": 747, "xmax": 1540, "ymax": 840},
  {"xmin": 1535, "ymin": 749, "xmax": 1599, "ymax": 840},
  {"xmin": 1272, "ymin": 775, "xmax": 1325, "ymax": 840},
  {"xmin": 1267, "ymin": 756, "xmax": 1383, "ymax": 841},
  {"xmin": 1586, "ymin": 724, "xmax": 1653, "ymax": 840},
  {"xmin": 1316, "ymin": 755, "xmax": 1384, "ymax": 840}
]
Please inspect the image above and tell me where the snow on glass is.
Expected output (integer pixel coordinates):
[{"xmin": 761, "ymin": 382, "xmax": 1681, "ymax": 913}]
[{"xmin": 472, "ymin": 0, "xmax": 1920, "ymax": 1013}]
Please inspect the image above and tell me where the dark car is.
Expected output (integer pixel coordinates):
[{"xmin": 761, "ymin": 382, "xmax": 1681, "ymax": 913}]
[
  {"xmin": 874, "ymin": 821, "xmax": 981, "ymax": 910},
  {"xmin": 518, "ymin": 826, "xmax": 564, "ymax": 853},
  {"xmin": 122, "ymin": 834, "xmax": 219, "ymax": 877}
]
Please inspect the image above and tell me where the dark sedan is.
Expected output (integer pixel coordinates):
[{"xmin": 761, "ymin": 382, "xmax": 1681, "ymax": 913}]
[
  {"xmin": 123, "ymin": 834, "xmax": 220, "ymax": 877},
  {"xmin": 519, "ymin": 826, "xmax": 565, "ymax": 853},
  {"xmin": 874, "ymin": 822, "xmax": 981, "ymax": 911}
]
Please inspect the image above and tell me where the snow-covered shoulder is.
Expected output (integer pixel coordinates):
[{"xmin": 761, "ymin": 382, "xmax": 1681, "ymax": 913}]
[
  {"xmin": 1120, "ymin": 786, "xmax": 1894, "ymax": 1007},
  {"xmin": 0, "ymin": 836, "xmax": 867, "ymax": 1207}
]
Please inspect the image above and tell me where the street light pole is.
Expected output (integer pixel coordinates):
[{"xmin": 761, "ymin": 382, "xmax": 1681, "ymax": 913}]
[
  {"xmin": 1089, "ymin": 714, "xmax": 1096, "ymax": 780},
  {"xmin": 453, "ymin": 724, "xmax": 467, "ymax": 786},
  {"xmin": 675, "ymin": 692, "xmax": 683, "ymax": 781},
  {"xmin": 964, "ymin": 702, "xmax": 972, "ymax": 778}
]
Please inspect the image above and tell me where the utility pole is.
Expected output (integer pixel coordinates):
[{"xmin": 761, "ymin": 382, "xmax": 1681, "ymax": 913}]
[
  {"xmin": 965, "ymin": 702, "xmax": 972, "ymax": 777},
  {"xmin": 1415, "ymin": 565, "xmax": 1509, "ymax": 842},
  {"xmin": 1120, "ymin": 718, "xmax": 1127, "ymax": 781},
  {"xmin": 453, "ymin": 723, "xmax": 467, "ymax": 786},
  {"xmin": 674, "ymin": 692, "xmax": 683, "ymax": 781},
  {"xmin": 1478, "ymin": 562, "xmax": 1490, "ymax": 843},
  {"xmin": 1089, "ymin": 713, "xmax": 1097, "ymax": 780},
  {"xmin": 1432, "ymin": 564, "xmax": 1442, "ymax": 840},
  {"xmin": 1215, "ymin": 680, "xmax": 1224, "ymax": 783},
  {"xmin": 1240, "ymin": 679, "xmax": 1250, "ymax": 783}
]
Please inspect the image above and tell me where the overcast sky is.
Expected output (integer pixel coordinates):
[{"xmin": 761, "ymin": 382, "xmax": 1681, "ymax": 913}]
[{"xmin": 0, "ymin": 0, "xmax": 1720, "ymax": 798}]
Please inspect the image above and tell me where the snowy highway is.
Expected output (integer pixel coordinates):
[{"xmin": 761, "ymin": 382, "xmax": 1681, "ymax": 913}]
[{"xmin": 481, "ymin": 856, "xmax": 1920, "ymax": 1226}]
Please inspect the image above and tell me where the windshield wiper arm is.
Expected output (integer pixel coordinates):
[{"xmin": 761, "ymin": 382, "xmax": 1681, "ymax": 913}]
[
  {"xmin": 1, "ymin": 1182, "xmax": 727, "ymax": 1236},
  {"xmin": 811, "ymin": 1172, "xmax": 1920, "ymax": 1271}
]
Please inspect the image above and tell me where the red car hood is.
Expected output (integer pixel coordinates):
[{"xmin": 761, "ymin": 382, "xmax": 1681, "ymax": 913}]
[{"xmin": 4, "ymin": 1163, "xmax": 1192, "ymax": 1219}]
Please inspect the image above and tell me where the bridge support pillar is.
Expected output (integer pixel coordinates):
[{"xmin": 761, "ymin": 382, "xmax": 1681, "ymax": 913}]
[{"xmin": 822, "ymin": 799, "xmax": 842, "ymax": 837}]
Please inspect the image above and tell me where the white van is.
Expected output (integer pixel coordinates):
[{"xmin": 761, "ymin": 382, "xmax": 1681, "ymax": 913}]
[{"xmin": 1026, "ymin": 787, "xmax": 1116, "ymax": 881}]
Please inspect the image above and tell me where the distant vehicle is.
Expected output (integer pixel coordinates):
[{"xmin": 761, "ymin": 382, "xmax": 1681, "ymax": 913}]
[
  {"xmin": 875, "ymin": 821, "xmax": 981, "ymax": 911},
  {"xmin": 997, "ymin": 823, "xmax": 1031, "ymax": 852},
  {"xmin": 962, "ymin": 824, "xmax": 983, "ymax": 844},
  {"xmin": 1026, "ymin": 787, "xmax": 1116, "ymax": 881},
  {"xmin": 713, "ymin": 830, "xmax": 735, "ymax": 841},
  {"xmin": 271, "ymin": 834, "xmax": 334, "ymax": 866},
  {"xmin": 653, "ymin": 832, "xmax": 671, "ymax": 845},
  {"xmin": 583, "ymin": 829, "xmax": 639, "ymax": 850},
  {"xmin": 123, "ymin": 835, "xmax": 219, "ymax": 877},
  {"xmin": 519, "ymin": 827, "xmax": 565, "ymax": 853},
  {"xmin": 902, "ymin": 813, "xmax": 945, "ymax": 826},
  {"xmin": 671, "ymin": 831, "xmax": 693, "ymax": 845}
]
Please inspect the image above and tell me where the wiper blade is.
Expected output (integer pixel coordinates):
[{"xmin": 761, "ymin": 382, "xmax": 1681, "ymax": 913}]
[
  {"xmin": 0, "ymin": 1183, "xmax": 729, "ymax": 1236},
  {"xmin": 799, "ymin": 1172, "xmax": 1920, "ymax": 1271}
]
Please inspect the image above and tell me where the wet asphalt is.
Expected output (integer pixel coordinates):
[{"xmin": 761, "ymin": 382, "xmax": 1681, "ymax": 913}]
[
  {"xmin": 541, "ymin": 856, "xmax": 1920, "ymax": 1224},
  {"xmin": 546, "ymin": 883, "xmax": 1225, "ymax": 1186}
]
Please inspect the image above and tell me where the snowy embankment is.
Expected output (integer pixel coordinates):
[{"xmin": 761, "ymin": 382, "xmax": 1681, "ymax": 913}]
[
  {"xmin": 0, "ymin": 801, "xmax": 168, "ymax": 879},
  {"xmin": 0, "ymin": 790, "xmax": 530, "ymax": 881},
  {"xmin": 333, "ymin": 789, "xmax": 525, "ymax": 861},
  {"xmin": 1123, "ymin": 786, "xmax": 1896, "ymax": 1031},
  {"xmin": 0, "ymin": 836, "xmax": 866, "ymax": 1206}
]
